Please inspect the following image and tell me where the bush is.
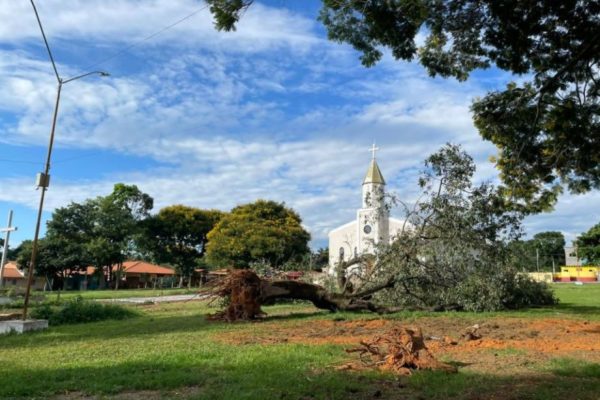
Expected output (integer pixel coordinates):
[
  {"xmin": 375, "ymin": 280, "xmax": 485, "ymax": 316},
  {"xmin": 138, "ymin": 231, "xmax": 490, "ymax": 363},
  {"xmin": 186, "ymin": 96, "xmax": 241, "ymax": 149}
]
[
  {"xmin": 30, "ymin": 296, "xmax": 138, "ymax": 325},
  {"xmin": 378, "ymin": 267, "xmax": 558, "ymax": 312},
  {"xmin": 499, "ymin": 272, "xmax": 558, "ymax": 309}
]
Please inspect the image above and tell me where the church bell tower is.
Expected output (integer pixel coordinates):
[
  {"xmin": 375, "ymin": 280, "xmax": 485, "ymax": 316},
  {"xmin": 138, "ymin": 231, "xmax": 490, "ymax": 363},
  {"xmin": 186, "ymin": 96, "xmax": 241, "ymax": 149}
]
[{"xmin": 357, "ymin": 144, "xmax": 389, "ymax": 255}]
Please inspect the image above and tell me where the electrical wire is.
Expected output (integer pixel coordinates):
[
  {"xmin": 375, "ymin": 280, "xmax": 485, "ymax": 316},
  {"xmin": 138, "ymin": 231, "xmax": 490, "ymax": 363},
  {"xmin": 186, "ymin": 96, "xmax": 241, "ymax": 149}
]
[
  {"xmin": 72, "ymin": 3, "xmax": 210, "ymax": 78},
  {"xmin": 30, "ymin": 0, "xmax": 60, "ymax": 83}
]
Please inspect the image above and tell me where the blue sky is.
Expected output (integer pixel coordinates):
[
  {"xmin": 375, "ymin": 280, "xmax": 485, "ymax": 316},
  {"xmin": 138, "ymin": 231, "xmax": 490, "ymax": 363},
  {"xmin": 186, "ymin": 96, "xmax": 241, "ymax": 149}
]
[{"xmin": 0, "ymin": 0, "xmax": 598, "ymax": 250}]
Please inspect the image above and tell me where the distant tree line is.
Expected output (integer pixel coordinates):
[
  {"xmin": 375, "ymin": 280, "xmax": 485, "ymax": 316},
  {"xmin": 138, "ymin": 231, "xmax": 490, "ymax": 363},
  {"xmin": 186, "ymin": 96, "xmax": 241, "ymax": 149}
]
[
  {"xmin": 12, "ymin": 185, "xmax": 323, "ymax": 290},
  {"xmin": 506, "ymin": 223, "xmax": 600, "ymax": 271},
  {"xmin": 507, "ymin": 232, "xmax": 566, "ymax": 272},
  {"xmin": 575, "ymin": 223, "xmax": 600, "ymax": 265}
]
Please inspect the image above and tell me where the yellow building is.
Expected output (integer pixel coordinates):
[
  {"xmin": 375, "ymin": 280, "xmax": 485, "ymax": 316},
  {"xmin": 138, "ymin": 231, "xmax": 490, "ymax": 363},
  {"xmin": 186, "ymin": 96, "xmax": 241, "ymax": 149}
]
[
  {"xmin": 555, "ymin": 266, "xmax": 600, "ymax": 282},
  {"xmin": 525, "ymin": 272, "xmax": 554, "ymax": 283}
]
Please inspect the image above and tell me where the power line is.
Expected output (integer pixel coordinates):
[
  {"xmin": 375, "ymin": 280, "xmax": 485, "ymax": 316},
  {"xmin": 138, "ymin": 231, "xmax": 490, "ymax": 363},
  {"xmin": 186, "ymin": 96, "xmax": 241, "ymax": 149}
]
[
  {"xmin": 73, "ymin": 4, "xmax": 210, "ymax": 77},
  {"xmin": 29, "ymin": 0, "xmax": 59, "ymax": 82}
]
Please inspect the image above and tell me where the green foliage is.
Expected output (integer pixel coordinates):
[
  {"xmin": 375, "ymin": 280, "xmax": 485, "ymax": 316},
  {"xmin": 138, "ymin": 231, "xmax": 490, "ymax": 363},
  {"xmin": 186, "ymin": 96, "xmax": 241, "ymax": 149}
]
[
  {"xmin": 28, "ymin": 184, "xmax": 155, "ymax": 286},
  {"xmin": 30, "ymin": 296, "xmax": 137, "ymax": 326},
  {"xmin": 371, "ymin": 144, "xmax": 557, "ymax": 311},
  {"xmin": 532, "ymin": 232, "xmax": 566, "ymax": 266},
  {"xmin": 138, "ymin": 205, "xmax": 224, "ymax": 277},
  {"xmin": 576, "ymin": 222, "xmax": 600, "ymax": 265},
  {"xmin": 0, "ymin": 238, "xmax": 19, "ymax": 260},
  {"xmin": 208, "ymin": 1, "xmax": 600, "ymax": 209},
  {"xmin": 509, "ymin": 231, "xmax": 566, "ymax": 271},
  {"xmin": 321, "ymin": 0, "xmax": 600, "ymax": 208},
  {"xmin": 311, "ymin": 247, "xmax": 329, "ymax": 271},
  {"xmin": 448, "ymin": 270, "xmax": 557, "ymax": 312},
  {"xmin": 206, "ymin": 200, "xmax": 310, "ymax": 268},
  {"xmin": 206, "ymin": 0, "xmax": 253, "ymax": 31}
]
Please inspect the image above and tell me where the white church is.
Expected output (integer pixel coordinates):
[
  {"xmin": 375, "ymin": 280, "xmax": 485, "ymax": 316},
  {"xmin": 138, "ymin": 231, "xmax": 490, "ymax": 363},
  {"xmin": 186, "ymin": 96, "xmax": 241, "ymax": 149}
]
[{"xmin": 328, "ymin": 146, "xmax": 405, "ymax": 272}]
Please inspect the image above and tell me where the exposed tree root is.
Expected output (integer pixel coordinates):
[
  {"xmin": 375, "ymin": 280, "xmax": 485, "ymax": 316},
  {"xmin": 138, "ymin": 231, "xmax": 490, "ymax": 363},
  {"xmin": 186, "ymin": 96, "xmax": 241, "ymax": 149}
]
[
  {"xmin": 207, "ymin": 269, "xmax": 265, "ymax": 321},
  {"xmin": 346, "ymin": 326, "xmax": 458, "ymax": 375}
]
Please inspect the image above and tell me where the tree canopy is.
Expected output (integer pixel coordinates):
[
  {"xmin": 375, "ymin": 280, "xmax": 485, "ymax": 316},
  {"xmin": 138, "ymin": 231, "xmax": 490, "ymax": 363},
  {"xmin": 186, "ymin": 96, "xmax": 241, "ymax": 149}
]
[
  {"xmin": 138, "ymin": 205, "xmax": 224, "ymax": 279},
  {"xmin": 206, "ymin": 200, "xmax": 311, "ymax": 268},
  {"xmin": 29, "ymin": 184, "xmax": 154, "ymax": 287},
  {"xmin": 509, "ymin": 231, "xmax": 566, "ymax": 271},
  {"xmin": 576, "ymin": 222, "xmax": 600, "ymax": 265},
  {"xmin": 207, "ymin": 0, "xmax": 600, "ymax": 210},
  {"xmin": 368, "ymin": 144, "xmax": 546, "ymax": 311}
]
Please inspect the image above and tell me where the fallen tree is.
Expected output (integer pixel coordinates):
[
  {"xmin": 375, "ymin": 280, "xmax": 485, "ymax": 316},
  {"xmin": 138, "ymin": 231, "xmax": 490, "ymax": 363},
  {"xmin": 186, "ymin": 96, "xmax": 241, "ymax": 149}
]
[
  {"xmin": 208, "ymin": 269, "xmax": 399, "ymax": 321},
  {"xmin": 210, "ymin": 145, "xmax": 557, "ymax": 321}
]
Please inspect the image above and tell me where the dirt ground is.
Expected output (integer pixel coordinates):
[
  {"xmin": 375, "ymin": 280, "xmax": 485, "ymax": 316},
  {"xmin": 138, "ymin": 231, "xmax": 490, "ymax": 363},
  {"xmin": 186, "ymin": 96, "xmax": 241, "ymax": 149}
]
[{"xmin": 217, "ymin": 316, "xmax": 600, "ymax": 375}]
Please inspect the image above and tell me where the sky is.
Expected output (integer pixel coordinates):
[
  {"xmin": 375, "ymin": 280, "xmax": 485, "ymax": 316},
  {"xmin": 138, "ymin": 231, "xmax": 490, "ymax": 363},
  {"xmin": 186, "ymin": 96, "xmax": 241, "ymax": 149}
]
[{"xmin": 0, "ymin": 0, "xmax": 598, "ymax": 251}]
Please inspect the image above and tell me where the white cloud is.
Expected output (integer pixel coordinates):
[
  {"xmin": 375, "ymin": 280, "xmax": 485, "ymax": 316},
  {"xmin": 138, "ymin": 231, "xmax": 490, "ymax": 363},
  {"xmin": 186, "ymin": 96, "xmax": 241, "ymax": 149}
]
[
  {"xmin": 0, "ymin": 0, "xmax": 320, "ymax": 53},
  {"xmin": 1, "ymin": 0, "xmax": 596, "ymax": 249},
  {"xmin": 523, "ymin": 192, "xmax": 600, "ymax": 245}
]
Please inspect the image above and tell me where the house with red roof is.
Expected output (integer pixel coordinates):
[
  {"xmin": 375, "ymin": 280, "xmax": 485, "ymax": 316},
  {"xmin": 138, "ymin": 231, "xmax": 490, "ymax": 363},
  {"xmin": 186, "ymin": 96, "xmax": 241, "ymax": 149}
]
[
  {"xmin": 1, "ymin": 260, "xmax": 176, "ymax": 291},
  {"xmin": 0, "ymin": 261, "xmax": 45, "ymax": 290},
  {"xmin": 70, "ymin": 260, "xmax": 176, "ymax": 289},
  {"xmin": 113, "ymin": 260, "xmax": 175, "ymax": 289}
]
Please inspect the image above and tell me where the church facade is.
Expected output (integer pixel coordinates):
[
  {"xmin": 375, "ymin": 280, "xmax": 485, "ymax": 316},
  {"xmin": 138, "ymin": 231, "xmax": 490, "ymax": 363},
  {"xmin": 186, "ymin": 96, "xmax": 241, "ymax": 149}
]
[{"xmin": 328, "ymin": 150, "xmax": 405, "ymax": 272}]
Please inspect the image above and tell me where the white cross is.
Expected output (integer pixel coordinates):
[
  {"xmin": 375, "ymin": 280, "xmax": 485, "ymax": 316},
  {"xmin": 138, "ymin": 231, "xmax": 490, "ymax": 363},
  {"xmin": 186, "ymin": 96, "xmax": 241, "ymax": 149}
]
[
  {"xmin": 0, "ymin": 210, "xmax": 17, "ymax": 287},
  {"xmin": 369, "ymin": 143, "xmax": 379, "ymax": 160}
]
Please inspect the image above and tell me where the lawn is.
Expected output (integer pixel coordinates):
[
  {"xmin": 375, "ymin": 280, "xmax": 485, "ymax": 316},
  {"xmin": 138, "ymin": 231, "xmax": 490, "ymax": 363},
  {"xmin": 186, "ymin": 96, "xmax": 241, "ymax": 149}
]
[
  {"xmin": 55, "ymin": 287, "xmax": 196, "ymax": 301},
  {"xmin": 1, "ymin": 284, "xmax": 599, "ymax": 399},
  {"xmin": 1, "ymin": 288, "xmax": 197, "ymax": 312}
]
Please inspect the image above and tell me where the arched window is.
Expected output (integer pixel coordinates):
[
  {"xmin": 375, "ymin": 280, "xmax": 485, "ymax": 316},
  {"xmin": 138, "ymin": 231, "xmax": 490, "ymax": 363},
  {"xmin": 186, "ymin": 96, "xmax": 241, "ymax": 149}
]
[
  {"xmin": 354, "ymin": 247, "xmax": 358, "ymax": 258},
  {"xmin": 339, "ymin": 247, "xmax": 345, "ymax": 262}
]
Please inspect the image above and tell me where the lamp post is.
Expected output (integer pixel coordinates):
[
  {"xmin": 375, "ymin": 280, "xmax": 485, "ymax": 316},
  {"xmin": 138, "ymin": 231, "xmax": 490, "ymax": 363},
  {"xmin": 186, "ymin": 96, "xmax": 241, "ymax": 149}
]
[{"xmin": 22, "ymin": 1, "xmax": 109, "ymax": 320}]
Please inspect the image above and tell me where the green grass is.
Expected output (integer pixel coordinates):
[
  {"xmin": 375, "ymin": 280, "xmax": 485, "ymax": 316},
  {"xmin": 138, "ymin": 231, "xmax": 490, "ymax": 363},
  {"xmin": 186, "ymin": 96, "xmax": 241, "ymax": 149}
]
[
  {"xmin": 57, "ymin": 287, "xmax": 197, "ymax": 300},
  {"xmin": 550, "ymin": 283, "xmax": 600, "ymax": 311},
  {"xmin": 1, "ymin": 288, "xmax": 198, "ymax": 311},
  {"xmin": 548, "ymin": 358, "xmax": 600, "ymax": 378},
  {"xmin": 0, "ymin": 284, "xmax": 598, "ymax": 399}
]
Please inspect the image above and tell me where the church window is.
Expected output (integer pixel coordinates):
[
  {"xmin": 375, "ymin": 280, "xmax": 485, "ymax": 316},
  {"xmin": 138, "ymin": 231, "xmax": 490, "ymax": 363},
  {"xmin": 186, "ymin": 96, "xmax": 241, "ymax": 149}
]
[
  {"xmin": 339, "ymin": 247, "xmax": 345, "ymax": 261},
  {"xmin": 354, "ymin": 247, "xmax": 357, "ymax": 258},
  {"xmin": 363, "ymin": 225, "xmax": 372, "ymax": 234}
]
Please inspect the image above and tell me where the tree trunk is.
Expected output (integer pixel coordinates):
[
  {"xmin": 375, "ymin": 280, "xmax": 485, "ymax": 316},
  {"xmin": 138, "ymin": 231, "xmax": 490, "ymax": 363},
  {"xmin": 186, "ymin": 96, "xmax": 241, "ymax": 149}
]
[{"xmin": 210, "ymin": 270, "xmax": 397, "ymax": 321}]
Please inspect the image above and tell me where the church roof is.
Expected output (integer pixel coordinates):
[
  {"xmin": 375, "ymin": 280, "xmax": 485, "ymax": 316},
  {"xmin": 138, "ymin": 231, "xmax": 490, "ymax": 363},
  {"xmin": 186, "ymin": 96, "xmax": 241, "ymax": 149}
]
[{"xmin": 363, "ymin": 159, "xmax": 386, "ymax": 185}]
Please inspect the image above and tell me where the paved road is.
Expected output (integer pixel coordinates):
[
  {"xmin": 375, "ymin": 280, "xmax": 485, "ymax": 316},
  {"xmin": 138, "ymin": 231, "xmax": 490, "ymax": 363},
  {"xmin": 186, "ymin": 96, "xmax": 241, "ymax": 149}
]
[{"xmin": 99, "ymin": 294, "xmax": 208, "ymax": 304}]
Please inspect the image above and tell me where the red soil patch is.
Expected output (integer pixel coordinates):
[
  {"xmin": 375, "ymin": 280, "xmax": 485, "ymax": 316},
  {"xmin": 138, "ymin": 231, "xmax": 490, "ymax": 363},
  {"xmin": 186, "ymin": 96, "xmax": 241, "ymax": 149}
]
[{"xmin": 216, "ymin": 316, "xmax": 600, "ymax": 374}]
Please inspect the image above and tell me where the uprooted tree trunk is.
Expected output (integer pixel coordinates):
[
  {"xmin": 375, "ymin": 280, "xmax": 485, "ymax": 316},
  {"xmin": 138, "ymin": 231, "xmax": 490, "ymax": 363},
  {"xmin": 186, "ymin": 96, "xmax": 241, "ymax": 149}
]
[{"xmin": 209, "ymin": 269, "xmax": 399, "ymax": 321}]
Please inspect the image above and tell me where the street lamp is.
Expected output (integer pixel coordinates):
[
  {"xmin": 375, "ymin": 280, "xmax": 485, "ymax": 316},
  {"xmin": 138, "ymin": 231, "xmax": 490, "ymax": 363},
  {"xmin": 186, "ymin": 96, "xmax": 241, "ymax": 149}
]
[{"xmin": 22, "ymin": 1, "xmax": 109, "ymax": 319}]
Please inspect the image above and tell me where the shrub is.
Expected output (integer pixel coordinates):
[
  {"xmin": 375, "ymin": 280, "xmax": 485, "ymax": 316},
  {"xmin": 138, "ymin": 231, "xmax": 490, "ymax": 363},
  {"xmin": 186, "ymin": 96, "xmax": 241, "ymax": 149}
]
[
  {"xmin": 499, "ymin": 272, "xmax": 557, "ymax": 309},
  {"xmin": 377, "ymin": 267, "xmax": 558, "ymax": 312},
  {"xmin": 30, "ymin": 296, "xmax": 138, "ymax": 325}
]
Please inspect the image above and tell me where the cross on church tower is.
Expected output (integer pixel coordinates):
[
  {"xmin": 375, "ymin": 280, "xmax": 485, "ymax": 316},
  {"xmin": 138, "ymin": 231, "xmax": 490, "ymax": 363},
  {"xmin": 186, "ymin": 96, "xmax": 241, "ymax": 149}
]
[{"xmin": 369, "ymin": 143, "xmax": 379, "ymax": 160}]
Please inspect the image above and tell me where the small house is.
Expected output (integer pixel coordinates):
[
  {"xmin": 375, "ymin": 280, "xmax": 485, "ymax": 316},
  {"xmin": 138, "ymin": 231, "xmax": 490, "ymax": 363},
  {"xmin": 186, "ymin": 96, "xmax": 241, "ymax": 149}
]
[
  {"xmin": 0, "ymin": 261, "xmax": 45, "ymax": 290},
  {"xmin": 555, "ymin": 266, "xmax": 600, "ymax": 282},
  {"xmin": 113, "ymin": 261, "xmax": 176, "ymax": 289}
]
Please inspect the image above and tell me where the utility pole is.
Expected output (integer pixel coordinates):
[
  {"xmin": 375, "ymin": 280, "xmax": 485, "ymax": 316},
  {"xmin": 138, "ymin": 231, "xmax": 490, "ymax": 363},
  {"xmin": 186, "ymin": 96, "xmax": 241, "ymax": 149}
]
[
  {"xmin": 0, "ymin": 210, "xmax": 18, "ymax": 287},
  {"xmin": 536, "ymin": 248, "xmax": 540, "ymax": 272},
  {"xmin": 22, "ymin": 0, "xmax": 109, "ymax": 320}
]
